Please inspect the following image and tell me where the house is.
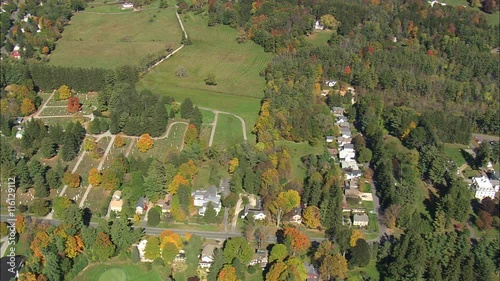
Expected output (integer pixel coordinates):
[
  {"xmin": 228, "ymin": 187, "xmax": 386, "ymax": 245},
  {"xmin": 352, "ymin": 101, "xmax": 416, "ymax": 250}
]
[
  {"xmin": 249, "ymin": 250, "xmax": 268, "ymax": 268},
  {"xmin": 241, "ymin": 197, "xmax": 266, "ymax": 220},
  {"xmin": 331, "ymin": 107, "xmax": 345, "ymax": 116},
  {"xmin": 192, "ymin": 187, "xmax": 222, "ymax": 216},
  {"xmin": 156, "ymin": 194, "xmax": 172, "ymax": 213},
  {"xmin": 340, "ymin": 128, "xmax": 351, "ymax": 138},
  {"xmin": 338, "ymin": 121, "xmax": 350, "ymax": 129},
  {"xmin": 287, "ymin": 207, "xmax": 302, "ymax": 224},
  {"xmin": 339, "ymin": 150, "xmax": 356, "ymax": 161},
  {"xmin": 314, "ymin": 20, "xmax": 324, "ymax": 30},
  {"xmin": 15, "ymin": 129, "xmax": 24, "ymax": 139},
  {"xmin": 136, "ymin": 239, "xmax": 153, "ymax": 262},
  {"xmin": 343, "ymin": 143, "xmax": 355, "ymax": 151},
  {"xmin": 471, "ymin": 176, "xmax": 498, "ymax": 200},
  {"xmin": 335, "ymin": 116, "xmax": 348, "ymax": 123},
  {"xmin": 353, "ymin": 214, "xmax": 369, "ymax": 227},
  {"xmin": 136, "ymin": 196, "xmax": 146, "ymax": 215},
  {"xmin": 321, "ymin": 90, "xmax": 329, "ymax": 97},
  {"xmin": 305, "ymin": 262, "xmax": 319, "ymax": 281},
  {"xmin": 199, "ymin": 244, "xmax": 219, "ymax": 268},
  {"xmin": 325, "ymin": 136, "xmax": 335, "ymax": 143},
  {"xmin": 109, "ymin": 190, "xmax": 123, "ymax": 212},
  {"xmin": 174, "ymin": 250, "xmax": 186, "ymax": 262},
  {"xmin": 428, "ymin": 0, "xmax": 446, "ymax": 6},
  {"xmin": 345, "ymin": 169, "xmax": 363, "ymax": 180},
  {"xmin": 337, "ymin": 137, "xmax": 352, "ymax": 147},
  {"xmin": 10, "ymin": 50, "xmax": 21, "ymax": 59},
  {"xmin": 341, "ymin": 160, "xmax": 358, "ymax": 170},
  {"xmin": 122, "ymin": 2, "xmax": 134, "ymax": 9},
  {"xmin": 325, "ymin": 80, "xmax": 337, "ymax": 87}
]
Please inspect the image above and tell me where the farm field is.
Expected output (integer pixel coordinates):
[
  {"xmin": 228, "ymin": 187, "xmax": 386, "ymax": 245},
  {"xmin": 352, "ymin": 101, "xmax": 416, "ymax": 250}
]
[
  {"xmin": 213, "ymin": 114, "xmax": 244, "ymax": 147},
  {"xmin": 74, "ymin": 262, "xmax": 163, "ymax": 281},
  {"xmin": 48, "ymin": 2, "xmax": 182, "ymax": 69},
  {"xmin": 137, "ymin": 10, "xmax": 271, "ymax": 139}
]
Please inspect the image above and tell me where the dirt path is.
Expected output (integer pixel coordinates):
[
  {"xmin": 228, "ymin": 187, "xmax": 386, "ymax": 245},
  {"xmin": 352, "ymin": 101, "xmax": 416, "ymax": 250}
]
[
  {"xmin": 125, "ymin": 138, "xmax": 135, "ymax": 158},
  {"xmin": 208, "ymin": 112, "xmax": 219, "ymax": 147},
  {"xmin": 231, "ymin": 195, "xmax": 243, "ymax": 232}
]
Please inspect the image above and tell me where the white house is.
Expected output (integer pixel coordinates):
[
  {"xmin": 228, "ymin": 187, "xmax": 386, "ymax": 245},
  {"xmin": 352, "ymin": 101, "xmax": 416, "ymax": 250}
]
[
  {"xmin": 337, "ymin": 137, "xmax": 352, "ymax": 147},
  {"xmin": 192, "ymin": 187, "xmax": 222, "ymax": 216},
  {"xmin": 136, "ymin": 197, "xmax": 146, "ymax": 215},
  {"xmin": 325, "ymin": 136, "xmax": 335, "ymax": 143},
  {"xmin": 109, "ymin": 190, "xmax": 123, "ymax": 212},
  {"xmin": 341, "ymin": 160, "xmax": 358, "ymax": 170},
  {"xmin": 471, "ymin": 176, "xmax": 498, "ymax": 200},
  {"xmin": 15, "ymin": 130, "xmax": 24, "ymax": 139},
  {"xmin": 325, "ymin": 80, "xmax": 337, "ymax": 87},
  {"xmin": 353, "ymin": 214, "xmax": 369, "ymax": 227},
  {"xmin": 340, "ymin": 128, "xmax": 352, "ymax": 138},
  {"xmin": 200, "ymin": 244, "xmax": 218, "ymax": 268},
  {"xmin": 336, "ymin": 116, "xmax": 348, "ymax": 123},
  {"xmin": 314, "ymin": 20, "xmax": 324, "ymax": 30},
  {"xmin": 122, "ymin": 2, "xmax": 134, "ymax": 9},
  {"xmin": 339, "ymin": 149, "xmax": 356, "ymax": 161},
  {"xmin": 428, "ymin": 0, "xmax": 446, "ymax": 7},
  {"xmin": 345, "ymin": 169, "xmax": 363, "ymax": 180}
]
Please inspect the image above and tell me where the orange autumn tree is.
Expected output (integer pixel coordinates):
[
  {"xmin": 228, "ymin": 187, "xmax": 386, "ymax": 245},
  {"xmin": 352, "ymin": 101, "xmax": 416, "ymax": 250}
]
[
  {"xmin": 88, "ymin": 168, "xmax": 102, "ymax": 186},
  {"xmin": 283, "ymin": 227, "xmax": 311, "ymax": 256},
  {"xmin": 30, "ymin": 230, "xmax": 50, "ymax": 262},
  {"xmin": 67, "ymin": 96, "xmax": 81, "ymax": 113},
  {"xmin": 113, "ymin": 135, "xmax": 125, "ymax": 148},
  {"xmin": 20, "ymin": 98, "xmax": 35, "ymax": 116},
  {"xmin": 218, "ymin": 265, "xmax": 239, "ymax": 281},
  {"xmin": 167, "ymin": 174, "xmax": 189, "ymax": 195},
  {"xmin": 160, "ymin": 230, "xmax": 183, "ymax": 250},
  {"xmin": 184, "ymin": 124, "xmax": 198, "ymax": 145},
  {"xmin": 65, "ymin": 235, "xmax": 84, "ymax": 258},
  {"xmin": 16, "ymin": 214, "xmax": 26, "ymax": 234},
  {"xmin": 63, "ymin": 172, "xmax": 80, "ymax": 188},
  {"xmin": 137, "ymin": 133, "xmax": 154, "ymax": 152}
]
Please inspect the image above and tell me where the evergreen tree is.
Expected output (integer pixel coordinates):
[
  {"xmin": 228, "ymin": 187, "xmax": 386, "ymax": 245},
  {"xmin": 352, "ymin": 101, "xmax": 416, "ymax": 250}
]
[
  {"xmin": 203, "ymin": 202, "xmax": 217, "ymax": 224},
  {"xmin": 180, "ymin": 98, "xmax": 194, "ymax": 119},
  {"xmin": 16, "ymin": 158, "xmax": 32, "ymax": 192},
  {"xmin": 143, "ymin": 160, "xmax": 166, "ymax": 202},
  {"xmin": 40, "ymin": 137, "xmax": 57, "ymax": 158},
  {"xmin": 147, "ymin": 207, "xmax": 161, "ymax": 227}
]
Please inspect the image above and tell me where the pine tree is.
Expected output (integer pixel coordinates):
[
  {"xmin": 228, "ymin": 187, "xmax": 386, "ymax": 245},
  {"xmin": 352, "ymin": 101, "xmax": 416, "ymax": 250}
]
[
  {"xmin": 16, "ymin": 158, "xmax": 32, "ymax": 192},
  {"xmin": 203, "ymin": 202, "xmax": 217, "ymax": 224},
  {"xmin": 180, "ymin": 98, "xmax": 194, "ymax": 119},
  {"xmin": 40, "ymin": 137, "xmax": 57, "ymax": 158}
]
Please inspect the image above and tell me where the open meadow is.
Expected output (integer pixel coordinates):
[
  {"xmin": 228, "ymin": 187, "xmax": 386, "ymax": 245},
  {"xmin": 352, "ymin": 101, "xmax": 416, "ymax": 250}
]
[
  {"xmin": 137, "ymin": 10, "xmax": 272, "ymax": 140},
  {"xmin": 48, "ymin": 2, "xmax": 182, "ymax": 69},
  {"xmin": 442, "ymin": 0, "xmax": 499, "ymax": 25},
  {"xmin": 73, "ymin": 261, "xmax": 164, "ymax": 281}
]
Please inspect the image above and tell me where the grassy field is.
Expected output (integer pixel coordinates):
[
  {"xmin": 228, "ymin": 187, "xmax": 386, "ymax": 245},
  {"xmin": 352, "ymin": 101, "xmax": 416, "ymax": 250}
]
[
  {"xmin": 81, "ymin": 186, "xmax": 111, "ymax": 215},
  {"xmin": 213, "ymin": 114, "xmax": 245, "ymax": 147},
  {"xmin": 442, "ymin": 0, "xmax": 499, "ymax": 25},
  {"xmin": 193, "ymin": 166, "xmax": 211, "ymax": 189},
  {"xmin": 49, "ymin": 2, "xmax": 182, "ymax": 69},
  {"xmin": 306, "ymin": 30, "xmax": 333, "ymax": 46},
  {"xmin": 274, "ymin": 140, "xmax": 325, "ymax": 182},
  {"xmin": 443, "ymin": 143, "xmax": 469, "ymax": 167},
  {"xmin": 128, "ymin": 122, "xmax": 187, "ymax": 159},
  {"xmin": 348, "ymin": 261, "xmax": 380, "ymax": 280},
  {"xmin": 137, "ymin": 10, "xmax": 271, "ymax": 139},
  {"xmin": 74, "ymin": 261, "xmax": 163, "ymax": 281}
]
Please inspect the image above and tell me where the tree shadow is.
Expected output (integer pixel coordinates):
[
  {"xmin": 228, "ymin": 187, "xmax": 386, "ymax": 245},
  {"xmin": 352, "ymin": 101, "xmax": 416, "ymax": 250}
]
[{"xmin": 460, "ymin": 149, "xmax": 476, "ymax": 168}]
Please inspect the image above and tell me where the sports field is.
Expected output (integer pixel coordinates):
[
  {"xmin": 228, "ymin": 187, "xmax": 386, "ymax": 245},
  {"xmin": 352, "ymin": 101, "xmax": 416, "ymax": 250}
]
[
  {"xmin": 137, "ymin": 10, "xmax": 272, "ymax": 138},
  {"xmin": 48, "ymin": 2, "xmax": 182, "ymax": 69},
  {"xmin": 74, "ymin": 262, "xmax": 163, "ymax": 281}
]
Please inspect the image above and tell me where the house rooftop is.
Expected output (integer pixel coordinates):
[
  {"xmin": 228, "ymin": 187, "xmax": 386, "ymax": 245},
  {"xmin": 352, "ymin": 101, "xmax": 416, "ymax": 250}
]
[
  {"xmin": 353, "ymin": 214, "xmax": 369, "ymax": 223},
  {"xmin": 201, "ymin": 244, "xmax": 218, "ymax": 258}
]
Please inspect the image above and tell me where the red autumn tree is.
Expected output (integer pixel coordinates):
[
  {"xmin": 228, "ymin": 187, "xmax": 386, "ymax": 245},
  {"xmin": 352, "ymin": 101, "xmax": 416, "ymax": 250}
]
[
  {"xmin": 283, "ymin": 227, "xmax": 311, "ymax": 256},
  {"xmin": 67, "ymin": 97, "xmax": 81, "ymax": 113}
]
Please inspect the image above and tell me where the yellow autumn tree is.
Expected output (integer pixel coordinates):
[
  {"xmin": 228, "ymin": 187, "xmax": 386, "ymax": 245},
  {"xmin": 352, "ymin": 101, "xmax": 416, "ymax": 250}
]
[
  {"xmin": 167, "ymin": 174, "xmax": 189, "ymax": 195},
  {"xmin": 228, "ymin": 158, "xmax": 239, "ymax": 174},
  {"xmin": 65, "ymin": 235, "xmax": 84, "ymax": 258},
  {"xmin": 350, "ymin": 229, "xmax": 365, "ymax": 247},
  {"xmin": 113, "ymin": 135, "xmax": 125, "ymax": 148},
  {"xmin": 20, "ymin": 98, "xmax": 35, "ymax": 116},
  {"xmin": 137, "ymin": 134, "xmax": 154, "ymax": 152},
  {"xmin": 58, "ymin": 85, "xmax": 72, "ymax": 100},
  {"xmin": 88, "ymin": 168, "xmax": 102, "ymax": 186}
]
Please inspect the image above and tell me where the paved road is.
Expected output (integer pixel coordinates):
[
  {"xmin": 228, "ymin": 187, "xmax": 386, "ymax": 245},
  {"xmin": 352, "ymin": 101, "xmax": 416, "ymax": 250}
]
[
  {"xmin": 0, "ymin": 236, "xmax": 8, "ymax": 257},
  {"xmin": 0, "ymin": 215, "xmax": 326, "ymax": 243},
  {"xmin": 369, "ymin": 180, "xmax": 386, "ymax": 242}
]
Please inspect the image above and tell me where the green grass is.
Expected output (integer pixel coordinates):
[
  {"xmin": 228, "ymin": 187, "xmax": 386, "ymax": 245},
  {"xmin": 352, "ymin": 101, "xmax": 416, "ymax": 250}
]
[
  {"xmin": 193, "ymin": 166, "xmax": 211, "ymax": 189},
  {"xmin": 160, "ymin": 222, "xmax": 220, "ymax": 232},
  {"xmin": 137, "ymin": 10, "xmax": 272, "ymax": 141},
  {"xmin": 49, "ymin": 2, "xmax": 182, "ymax": 69},
  {"xmin": 274, "ymin": 140, "xmax": 325, "ymax": 182},
  {"xmin": 129, "ymin": 122, "xmax": 187, "ymax": 159},
  {"xmin": 463, "ymin": 166, "xmax": 481, "ymax": 178},
  {"xmin": 306, "ymin": 30, "xmax": 333, "ymax": 46},
  {"xmin": 74, "ymin": 261, "xmax": 163, "ymax": 281},
  {"xmin": 348, "ymin": 261, "xmax": 380, "ymax": 280},
  {"xmin": 443, "ymin": 143, "xmax": 468, "ymax": 167},
  {"xmin": 213, "ymin": 114, "xmax": 245, "ymax": 147},
  {"xmin": 363, "ymin": 200, "xmax": 374, "ymax": 211},
  {"xmin": 81, "ymin": 186, "xmax": 111, "ymax": 215},
  {"xmin": 442, "ymin": 0, "xmax": 499, "ymax": 26},
  {"xmin": 201, "ymin": 108, "xmax": 215, "ymax": 124}
]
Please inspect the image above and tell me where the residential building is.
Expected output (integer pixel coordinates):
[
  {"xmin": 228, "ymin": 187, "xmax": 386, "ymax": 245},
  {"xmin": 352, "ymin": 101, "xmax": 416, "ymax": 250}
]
[
  {"xmin": 249, "ymin": 250, "xmax": 268, "ymax": 268},
  {"xmin": 340, "ymin": 160, "xmax": 358, "ymax": 170},
  {"xmin": 340, "ymin": 128, "xmax": 351, "ymax": 138},
  {"xmin": 305, "ymin": 262, "xmax": 320, "ymax": 281},
  {"xmin": 156, "ymin": 194, "xmax": 172, "ymax": 213},
  {"xmin": 325, "ymin": 136, "xmax": 335, "ymax": 143},
  {"xmin": 286, "ymin": 207, "xmax": 302, "ymax": 224},
  {"xmin": 192, "ymin": 187, "xmax": 222, "ymax": 216},
  {"xmin": 241, "ymin": 197, "xmax": 266, "ymax": 220},
  {"xmin": 338, "ymin": 121, "xmax": 350, "ymax": 129},
  {"xmin": 353, "ymin": 214, "xmax": 369, "ymax": 227},
  {"xmin": 335, "ymin": 116, "xmax": 348, "ymax": 123},
  {"xmin": 314, "ymin": 20, "xmax": 324, "ymax": 30},
  {"xmin": 109, "ymin": 190, "xmax": 123, "ymax": 212},
  {"xmin": 325, "ymin": 80, "xmax": 337, "ymax": 87},
  {"xmin": 331, "ymin": 107, "xmax": 345, "ymax": 116},
  {"xmin": 136, "ymin": 197, "xmax": 146, "ymax": 215},
  {"xmin": 345, "ymin": 169, "xmax": 362, "ymax": 180},
  {"xmin": 337, "ymin": 137, "xmax": 352, "ymax": 147},
  {"xmin": 174, "ymin": 250, "xmax": 186, "ymax": 262},
  {"xmin": 471, "ymin": 176, "xmax": 498, "ymax": 200},
  {"xmin": 199, "ymin": 244, "xmax": 219, "ymax": 268},
  {"xmin": 339, "ymin": 150, "xmax": 356, "ymax": 161}
]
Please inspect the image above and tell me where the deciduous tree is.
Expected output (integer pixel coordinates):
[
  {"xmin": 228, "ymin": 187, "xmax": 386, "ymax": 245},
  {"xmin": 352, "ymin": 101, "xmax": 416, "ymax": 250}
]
[
  {"xmin": 320, "ymin": 254, "xmax": 348, "ymax": 280},
  {"xmin": 58, "ymin": 85, "xmax": 72, "ymax": 100},
  {"xmin": 63, "ymin": 172, "xmax": 81, "ymax": 188},
  {"xmin": 350, "ymin": 229, "xmax": 365, "ymax": 247},
  {"xmin": 113, "ymin": 135, "xmax": 125, "ymax": 148},
  {"xmin": 270, "ymin": 190, "xmax": 300, "ymax": 226},
  {"xmin": 88, "ymin": 168, "xmax": 102, "ymax": 186},
  {"xmin": 303, "ymin": 206, "xmax": 321, "ymax": 229},
  {"xmin": 137, "ymin": 133, "xmax": 154, "ymax": 152},
  {"xmin": 20, "ymin": 98, "xmax": 35, "ymax": 116},
  {"xmin": 223, "ymin": 237, "xmax": 253, "ymax": 265},
  {"xmin": 67, "ymin": 97, "xmax": 81, "ymax": 113},
  {"xmin": 218, "ymin": 264, "xmax": 238, "ymax": 281},
  {"xmin": 283, "ymin": 227, "xmax": 311, "ymax": 256},
  {"xmin": 269, "ymin": 243, "xmax": 288, "ymax": 263}
]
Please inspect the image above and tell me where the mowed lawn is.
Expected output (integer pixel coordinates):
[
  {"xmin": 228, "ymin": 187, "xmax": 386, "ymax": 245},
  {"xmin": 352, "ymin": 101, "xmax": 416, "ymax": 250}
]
[
  {"xmin": 274, "ymin": 140, "xmax": 325, "ymax": 182},
  {"xmin": 306, "ymin": 30, "xmax": 333, "ymax": 46},
  {"xmin": 442, "ymin": 0, "xmax": 499, "ymax": 25},
  {"xmin": 137, "ymin": 11, "xmax": 272, "ymax": 138},
  {"xmin": 213, "ymin": 114, "xmax": 245, "ymax": 147},
  {"xmin": 74, "ymin": 262, "xmax": 163, "ymax": 281},
  {"xmin": 49, "ymin": 3, "xmax": 182, "ymax": 69},
  {"xmin": 443, "ymin": 143, "xmax": 468, "ymax": 167}
]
